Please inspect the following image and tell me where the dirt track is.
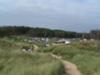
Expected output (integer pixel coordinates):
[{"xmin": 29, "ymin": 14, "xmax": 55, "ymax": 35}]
[
  {"xmin": 30, "ymin": 44, "xmax": 82, "ymax": 75},
  {"xmin": 51, "ymin": 54, "xmax": 82, "ymax": 75}
]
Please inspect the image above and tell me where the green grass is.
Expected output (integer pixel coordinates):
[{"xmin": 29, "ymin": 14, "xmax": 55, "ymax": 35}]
[
  {"xmin": 2, "ymin": 36, "xmax": 100, "ymax": 75},
  {"xmin": 0, "ymin": 39, "xmax": 65, "ymax": 75},
  {"xmin": 41, "ymin": 41, "xmax": 100, "ymax": 75}
]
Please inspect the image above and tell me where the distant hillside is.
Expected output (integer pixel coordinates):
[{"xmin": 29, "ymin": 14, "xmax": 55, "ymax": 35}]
[
  {"xmin": 0, "ymin": 26, "xmax": 81, "ymax": 38},
  {"xmin": 0, "ymin": 26, "xmax": 100, "ymax": 39}
]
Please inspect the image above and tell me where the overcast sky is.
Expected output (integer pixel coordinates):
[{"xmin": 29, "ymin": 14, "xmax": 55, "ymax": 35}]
[{"xmin": 0, "ymin": 0, "xmax": 100, "ymax": 32}]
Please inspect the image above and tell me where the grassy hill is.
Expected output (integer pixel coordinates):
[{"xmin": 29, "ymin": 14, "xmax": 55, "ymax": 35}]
[
  {"xmin": 41, "ymin": 41, "xmax": 100, "ymax": 75},
  {"xmin": 1, "ymin": 36, "xmax": 100, "ymax": 75},
  {"xmin": 0, "ymin": 38, "xmax": 65, "ymax": 75}
]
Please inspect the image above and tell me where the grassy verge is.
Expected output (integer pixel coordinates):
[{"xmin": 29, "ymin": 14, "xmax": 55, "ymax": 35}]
[
  {"xmin": 0, "ymin": 39, "xmax": 65, "ymax": 75},
  {"xmin": 41, "ymin": 41, "xmax": 100, "ymax": 75}
]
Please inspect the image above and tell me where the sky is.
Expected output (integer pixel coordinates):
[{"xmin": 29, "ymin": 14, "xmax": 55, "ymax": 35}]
[{"xmin": 0, "ymin": 0, "xmax": 100, "ymax": 32}]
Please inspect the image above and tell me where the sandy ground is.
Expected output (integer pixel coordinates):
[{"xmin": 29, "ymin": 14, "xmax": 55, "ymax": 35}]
[{"xmin": 51, "ymin": 54, "xmax": 82, "ymax": 75}]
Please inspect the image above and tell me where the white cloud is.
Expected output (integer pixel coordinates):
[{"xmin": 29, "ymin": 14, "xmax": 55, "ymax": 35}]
[
  {"xmin": 0, "ymin": 0, "xmax": 100, "ymax": 15},
  {"xmin": 0, "ymin": 0, "xmax": 100, "ymax": 32}
]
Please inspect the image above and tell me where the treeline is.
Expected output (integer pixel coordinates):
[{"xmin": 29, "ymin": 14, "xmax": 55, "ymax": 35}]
[
  {"xmin": 90, "ymin": 30, "xmax": 100, "ymax": 40},
  {"xmin": 0, "ymin": 26, "xmax": 31, "ymax": 36},
  {"xmin": 0, "ymin": 26, "xmax": 82, "ymax": 38},
  {"xmin": 0, "ymin": 26, "xmax": 99, "ymax": 39},
  {"xmin": 27, "ymin": 28, "xmax": 80, "ymax": 38}
]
